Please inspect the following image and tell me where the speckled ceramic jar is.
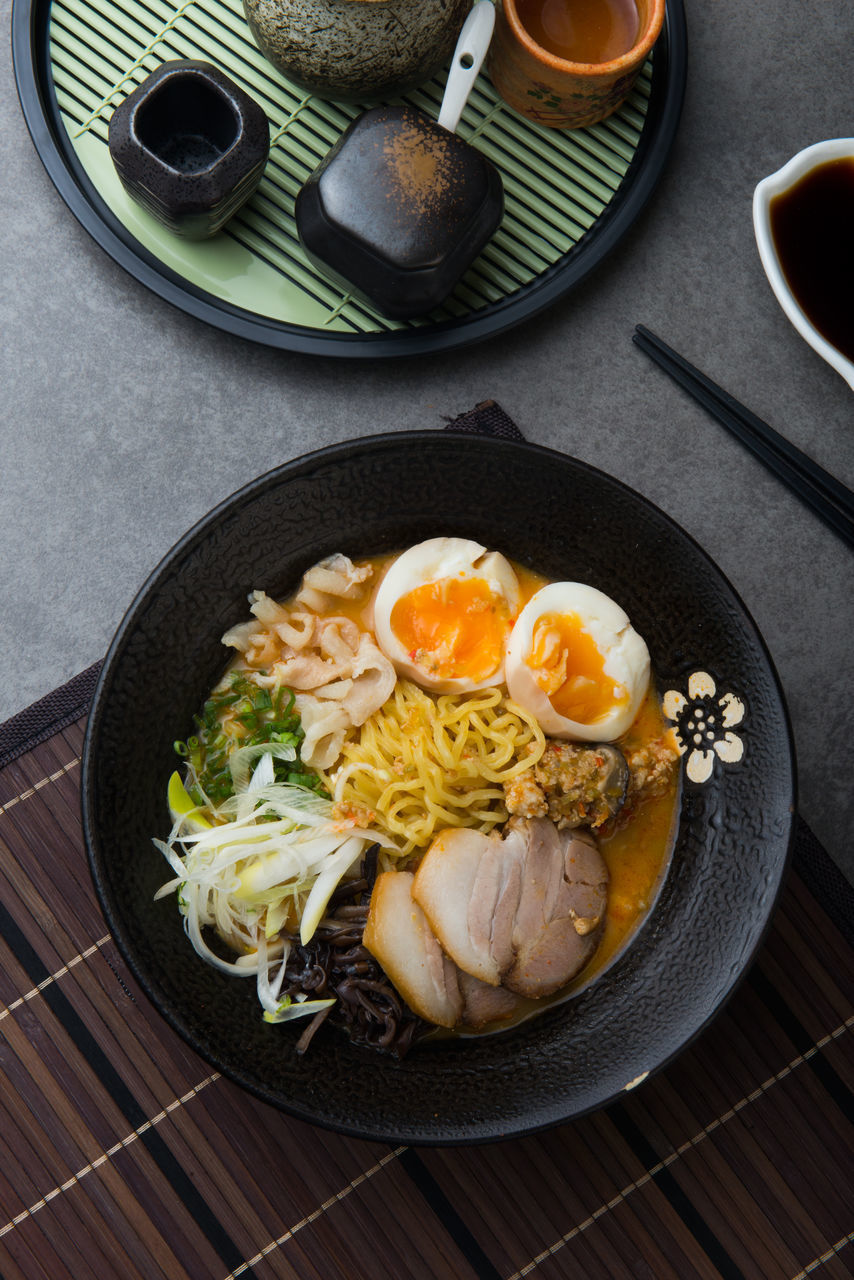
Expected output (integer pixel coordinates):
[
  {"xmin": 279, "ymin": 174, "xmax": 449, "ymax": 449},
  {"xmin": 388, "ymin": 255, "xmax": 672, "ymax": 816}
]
[{"xmin": 243, "ymin": 0, "xmax": 471, "ymax": 101}]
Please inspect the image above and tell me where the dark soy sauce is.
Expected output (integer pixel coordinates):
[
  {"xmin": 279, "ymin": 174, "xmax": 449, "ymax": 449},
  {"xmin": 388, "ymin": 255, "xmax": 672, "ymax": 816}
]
[{"xmin": 769, "ymin": 157, "xmax": 854, "ymax": 364}]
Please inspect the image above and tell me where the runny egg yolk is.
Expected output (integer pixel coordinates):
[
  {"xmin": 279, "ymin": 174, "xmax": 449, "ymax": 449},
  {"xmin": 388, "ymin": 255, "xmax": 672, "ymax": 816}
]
[
  {"xmin": 526, "ymin": 612, "xmax": 630, "ymax": 725},
  {"xmin": 389, "ymin": 576, "xmax": 510, "ymax": 683}
]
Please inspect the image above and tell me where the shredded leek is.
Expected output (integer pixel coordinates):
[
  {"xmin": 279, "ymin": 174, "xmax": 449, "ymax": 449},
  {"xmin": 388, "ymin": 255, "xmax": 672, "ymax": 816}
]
[
  {"xmin": 154, "ymin": 752, "xmax": 402, "ymax": 1026},
  {"xmin": 158, "ymin": 670, "xmax": 403, "ymax": 1029}
]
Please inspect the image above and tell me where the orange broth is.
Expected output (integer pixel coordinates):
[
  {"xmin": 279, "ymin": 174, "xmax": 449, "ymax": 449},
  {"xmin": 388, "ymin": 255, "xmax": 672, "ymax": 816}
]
[{"xmin": 581, "ymin": 688, "xmax": 679, "ymax": 982}]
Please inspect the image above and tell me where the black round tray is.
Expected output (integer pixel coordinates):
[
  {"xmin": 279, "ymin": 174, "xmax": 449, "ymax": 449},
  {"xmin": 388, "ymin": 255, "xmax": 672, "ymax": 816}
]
[{"xmin": 13, "ymin": 0, "xmax": 686, "ymax": 357}]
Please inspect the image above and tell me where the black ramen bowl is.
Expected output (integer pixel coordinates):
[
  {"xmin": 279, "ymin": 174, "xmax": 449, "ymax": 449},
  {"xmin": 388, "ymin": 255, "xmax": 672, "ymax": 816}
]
[{"xmin": 81, "ymin": 433, "xmax": 795, "ymax": 1145}]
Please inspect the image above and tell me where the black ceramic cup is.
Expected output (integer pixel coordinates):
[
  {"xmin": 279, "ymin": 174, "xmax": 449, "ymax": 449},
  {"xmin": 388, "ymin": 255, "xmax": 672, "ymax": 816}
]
[{"xmin": 108, "ymin": 60, "xmax": 270, "ymax": 239}]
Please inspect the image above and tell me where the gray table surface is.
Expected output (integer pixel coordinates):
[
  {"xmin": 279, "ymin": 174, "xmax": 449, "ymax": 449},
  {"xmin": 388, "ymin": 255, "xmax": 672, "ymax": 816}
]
[{"xmin": 3, "ymin": 0, "xmax": 853, "ymax": 883}]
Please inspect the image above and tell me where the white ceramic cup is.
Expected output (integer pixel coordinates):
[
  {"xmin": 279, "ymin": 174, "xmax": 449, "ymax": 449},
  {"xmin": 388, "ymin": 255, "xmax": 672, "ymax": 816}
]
[{"xmin": 753, "ymin": 139, "xmax": 854, "ymax": 391}]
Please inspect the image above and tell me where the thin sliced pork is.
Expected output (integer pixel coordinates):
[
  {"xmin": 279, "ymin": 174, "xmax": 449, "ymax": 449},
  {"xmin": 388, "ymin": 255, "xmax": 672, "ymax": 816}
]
[
  {"xmin": 413, "ymin": 817, "xmax": 608, "ymax": 1000},
  {"xmin": 364, "ymin": 871, "xmax": 523, "ymax": 1030},
  {"xmin": 363, "ymin": 871, "xmax": 463, "ymax": 1028}
]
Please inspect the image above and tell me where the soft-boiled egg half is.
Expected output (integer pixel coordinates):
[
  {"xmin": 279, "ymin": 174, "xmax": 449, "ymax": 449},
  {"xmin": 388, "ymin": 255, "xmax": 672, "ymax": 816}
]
[
  {"xmin": 505, "ymin": 582, "xmax": 650, "ymax": 741},
  {"xmin": 373, "ymin": 537, "xmax": 520, "ymax": 693}
]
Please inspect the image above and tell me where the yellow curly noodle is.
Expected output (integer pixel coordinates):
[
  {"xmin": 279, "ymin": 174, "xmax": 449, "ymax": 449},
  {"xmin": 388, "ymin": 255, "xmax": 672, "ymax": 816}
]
[{"xmin": 321, "ymin": 681, "xmax": 546, "ymax": 856}]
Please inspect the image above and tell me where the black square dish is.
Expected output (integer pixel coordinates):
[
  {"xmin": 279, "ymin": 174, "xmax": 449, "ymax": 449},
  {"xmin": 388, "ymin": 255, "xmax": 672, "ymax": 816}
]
[
  {"xmin": 108, "ymin": 60, "xmax": 269, "ymax": 239},
  {"xmin": 296, "ymin": 106, "xmax": 504, "ymax": 318}
]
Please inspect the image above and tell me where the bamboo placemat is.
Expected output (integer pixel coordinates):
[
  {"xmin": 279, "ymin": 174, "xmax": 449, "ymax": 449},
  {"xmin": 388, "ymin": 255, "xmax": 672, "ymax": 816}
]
[
  {"xmin": 3, "ymin": 681, "xmax": 854, "ymax": 1280},
  {"xmin": 2, "ymin": 410, "xmax": 853, "ymax": 1280}
]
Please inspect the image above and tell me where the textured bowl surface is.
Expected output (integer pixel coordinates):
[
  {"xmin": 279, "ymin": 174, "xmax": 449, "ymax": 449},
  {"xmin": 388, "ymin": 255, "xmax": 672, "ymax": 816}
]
[
  {"xmin": 243, "ymin": 0, "xmax": 470, "ymax": 100},
  {"xmin": 82, "ymin": 434, "xmax": 794, "ymax": 1145}
]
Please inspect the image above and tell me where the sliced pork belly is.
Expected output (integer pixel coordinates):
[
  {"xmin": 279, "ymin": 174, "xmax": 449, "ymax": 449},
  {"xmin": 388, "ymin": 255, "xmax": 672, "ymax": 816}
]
[
  {"xmin": 457, "ymin": 970, "xmax": 521, "ymax": 1029},
  {"xmin": 504, "ymin": 820, "xmax": 608, "ymax": 998},
  {"xmin": 412, "ymin": 826, "xmax": 526, "ymax": 985},
  {"xmin": 363, "ymin": 870, "xmax": 522, "ymax": 1031},
  {"xmin": 363, "ymin": 871, "xmax": 463, "ymax": 1028},
  {"xmin": 413, "ymin": 817, "xmax": 608, "ymax": 1000}
]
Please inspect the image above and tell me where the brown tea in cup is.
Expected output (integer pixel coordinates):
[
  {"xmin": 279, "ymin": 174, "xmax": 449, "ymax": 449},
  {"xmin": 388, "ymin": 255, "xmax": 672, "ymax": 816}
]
[
  {"xmin": 488, "ymin": 0, "xmax": 664, "ymax": 130},
  {"xmin": 514, "ymin": 0, "xmax": 639, "ymax": 65}
]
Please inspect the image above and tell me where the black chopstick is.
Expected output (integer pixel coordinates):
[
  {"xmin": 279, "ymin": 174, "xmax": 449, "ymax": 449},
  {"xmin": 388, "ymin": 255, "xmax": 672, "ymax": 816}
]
[{"xmin": 633, "ymin": 325, "xmax": 854, "ymax": 551}]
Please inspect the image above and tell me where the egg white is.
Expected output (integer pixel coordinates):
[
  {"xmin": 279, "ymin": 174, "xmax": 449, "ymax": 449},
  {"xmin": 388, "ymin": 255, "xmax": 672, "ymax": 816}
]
[
  {"xmin": 505, "ymin": 582, "xmax": 650, "ymax": 741},
  {"xmin": 373, "ymin": 537, "xmax": 520, "ymax": 693}
]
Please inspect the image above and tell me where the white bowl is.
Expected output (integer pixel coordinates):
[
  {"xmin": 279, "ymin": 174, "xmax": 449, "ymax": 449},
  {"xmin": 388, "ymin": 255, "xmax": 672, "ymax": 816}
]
[{"xmin": 753, "ymin": 138, "xmax": 854, "ymax": 391}]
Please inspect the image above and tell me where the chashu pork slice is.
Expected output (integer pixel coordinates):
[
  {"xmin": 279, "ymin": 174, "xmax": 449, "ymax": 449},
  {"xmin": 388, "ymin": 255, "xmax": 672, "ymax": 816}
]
[
  {"xmin": 363, "ymin": 871, "xmax": 463, "ymax": 1028},
  {"xmin": 504, "ymin": 820, "xmax": 608, "ymax": 999},
  {"xmin": 413, "ymin": 817, "xmax": 609, "ymax": 1001},
  {"xmin": 412, "ymin": 826, "xmax": 526, "ymax": 986},
  {"xmin": 363, "ymin": 870, "xmax": 522, "ymax": 1030},
  {"xmin": 457, "ymin": 969, "xmax": 522, "ymax": 1030}
]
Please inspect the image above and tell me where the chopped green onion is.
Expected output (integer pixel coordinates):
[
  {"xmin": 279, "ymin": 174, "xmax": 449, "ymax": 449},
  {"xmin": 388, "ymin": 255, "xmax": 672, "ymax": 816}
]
[{"xmin": 173, "ymin": 670, "xmax": 327, "ymax": 809}]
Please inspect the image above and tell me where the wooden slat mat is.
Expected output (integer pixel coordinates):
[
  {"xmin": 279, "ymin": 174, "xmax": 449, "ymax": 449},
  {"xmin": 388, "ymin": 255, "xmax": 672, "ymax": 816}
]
[{"xmin": 1, "ymin": 678, "xmax": 853, "ymax": 1280}]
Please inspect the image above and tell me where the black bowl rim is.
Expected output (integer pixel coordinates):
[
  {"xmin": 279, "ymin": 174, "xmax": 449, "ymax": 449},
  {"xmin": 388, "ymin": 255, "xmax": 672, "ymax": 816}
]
[{"xmin": 81, "ymin": 432, "xmax": 796, "ymax": 1143}]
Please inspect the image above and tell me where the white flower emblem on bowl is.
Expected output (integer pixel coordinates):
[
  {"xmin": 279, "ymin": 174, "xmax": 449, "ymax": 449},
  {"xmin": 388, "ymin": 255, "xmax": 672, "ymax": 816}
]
[{"xmin": 663, "ymin": 671, "xmax": 745, "ymax": 784}]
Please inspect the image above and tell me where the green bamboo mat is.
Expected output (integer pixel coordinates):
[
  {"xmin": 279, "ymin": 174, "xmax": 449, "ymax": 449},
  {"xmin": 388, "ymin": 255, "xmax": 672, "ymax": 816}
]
[{"xmin": 47, "ymin": 0, "xmax": 654, "ymax": 334}]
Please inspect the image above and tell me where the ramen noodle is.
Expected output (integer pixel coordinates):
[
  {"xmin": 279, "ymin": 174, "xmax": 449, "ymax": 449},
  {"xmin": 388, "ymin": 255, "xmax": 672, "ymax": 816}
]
[{"xmin": 319, "ymin": 680, "xmax": 546, "ymax": 855}]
